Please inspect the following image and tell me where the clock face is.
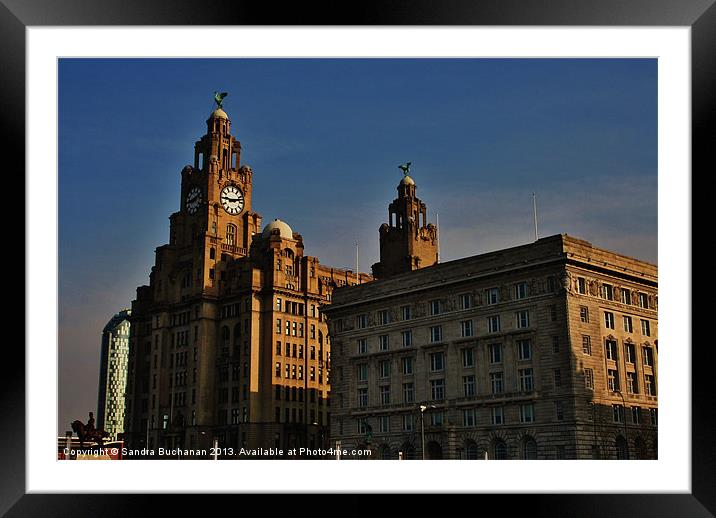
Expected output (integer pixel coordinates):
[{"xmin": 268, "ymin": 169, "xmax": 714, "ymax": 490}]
[
  {"xmin": 185, "ymin": 186, "xmax": 203, "ymax": 214},
  {"xmin": 220, "ymin": 185, "xmax": 245, "ymax": 215}
]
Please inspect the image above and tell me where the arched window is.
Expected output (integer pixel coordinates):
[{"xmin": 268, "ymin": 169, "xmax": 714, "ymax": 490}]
[
  {"xmin": 399, "ymin": 442, "xmax": 416, "ymax": 460},
  {"xmin": 465, "ymin": 441, "xmax": 479, "ymax": 460},
  {"xmin": 226, "ymin": 224, "xmax": 236, "ymax": 246},
  {"xmin": 522, "ymin": 437, "xmax": 537, "ymax": 459},
  {"xmin": 380, "ymin": 445, "xmax": 392, "ymax": 460},
  {"xmin": 493, "ymin": 439, "xmax": 508, "ymax": 460},
  {"xmin": 615, "ymin": 435, "xmax": 629, "ymax": 460}
]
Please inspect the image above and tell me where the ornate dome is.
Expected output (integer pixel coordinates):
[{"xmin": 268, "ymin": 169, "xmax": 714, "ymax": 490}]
[
  {"xmin": 262, "ymin": 219, "xmax": 294, "ymax": 239},
  {"xmin": 400, "ymin": 175, "xmax": 415, "ymax": 186},
  {"xmin": 210, "ymin": 108, "xmax": 229, "ymax": 119}
]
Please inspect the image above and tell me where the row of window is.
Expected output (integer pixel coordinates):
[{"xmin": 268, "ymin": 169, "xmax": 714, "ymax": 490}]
[
  {"xmin": 274, "ymin": 319, "xmax": 323, "ymax": 340},
  {"xmin": 274, "ymin": 362, "xmax": 324, "ymax": 383},
  {"xmin": 275, "ymin": 341, "xmax": 324, "ymax": 361},
  {"xmin": 577, "ymin": 278, "xmax": 653, "ymax": 309},
  {"xmin": 602, "ymin": 340, "xmax": 655, "ymax": 366},
  {"xmin": 595, "ymin": 368, "xmax": 657, "ymax": 396}
]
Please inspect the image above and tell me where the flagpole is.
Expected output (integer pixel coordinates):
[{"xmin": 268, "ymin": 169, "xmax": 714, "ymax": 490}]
[
  {"xmin": 436, "ymin": 212, "xmax": 440, "ymax": 263},
  {"xmin": 532, "ymin": 192, "xmax": 538, "ymax": 241},
  {"xmin": 356, "ymin": 242, "xmax": 359, "ymax": 284}
]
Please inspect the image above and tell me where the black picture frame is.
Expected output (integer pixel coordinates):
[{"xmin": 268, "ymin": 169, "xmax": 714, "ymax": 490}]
[{"xmin": 5, "ymin": 0, "xmax": 709, "ymax": 514}]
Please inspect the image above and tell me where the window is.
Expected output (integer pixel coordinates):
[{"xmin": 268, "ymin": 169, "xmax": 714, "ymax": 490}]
[
  {"xmin": 464, "ymin": 409, "xmax": 476, "ymax": 427},
  {"xmin": 379, "ymin": 334, "xmax": 389, "ymax": 351},
  {"xmin": 621, "ymin": 289, "xmax": 631, "ymax": 305},
  {"xmin": 401, "ymin": 330, "xmax": 413, "ymax": 347},
  {"xmin": 358, "ymin": 418, "xmax": 369, "ymax": 435},
  {"xmin": 550, "ymin": 305, "xmax": 557, "ymax": 321},
  {"xmin": 276, "ymin": 341, "xmax": 282, "ymax": 355},
  {"xmin": 490, "ymin": 407, "xmax": 504, "ymax": 425},
  {"xmin": 641, "ymin": 319, "xmax": 651, "ymax": 336},
  {"xmin": 520, "ymin": 403, "xmax": 535, "ymax": 423},
  {"xmin": 378, "ymin": 309, "xmax": 390, "ymax": 325},
  {"xmin": 401, "ymin": 305, "xmax": 412, "ymax": 321},
  {"xmin": 582, "ymin": 335, "xmax": 592, "ymax": 355},
  {"xmin": 463, "ymin": 375, "xmax": 476, "ymax": 397},
  {"xmin": 460, "ymin": 320, "xmax": 473, "ymax": 337},
  {"xmin": 623, "ymin": 316, "xmax": 633, "ymax": 333},
  {"xmin": 275, "ymin": 319, "xmax": 281, "ymax": 334},
  {"xmin": 275, "ymin": 362, "xmax": 281, "ymax": 377},
  {"xmin": 358, "ymin": 363, "xmax": 368, "ymax": 381},
  {"xmin": 379, "ymin": 360, "xmax": 391, "ymax": 379},
  {"xmin": 645, "ymin": 375, "xmax": 656, "ymax": 396},
  {"xmin": 553, "ymin": 369, "xmax": 562, "ymax": 387},
  {"xmin": 358, "ymin": 388, "xmax": 368, "ymax": 407},
  {"xmin": 577, "ymin": 277, "xmax": 586, "ymax": 294},
  {"xmin": 430, "ymin": 352, "xmax": 445, "ymax": 372},
  {"xmin": 429, "ymin": 325, "xmax": 443, "ymax": 343},
  {"xmin": 613, "ymin": 404, "xmax": 625, "ymax": 423},
  {"xmin": 430, "ymin": 412, "xmax": 444, "ymax": 426},
  {"xmin": 584, "ymin": 368, "xmax": 594, "ymax": 389},
  {"xmin": 459, "ymin": 293, "xmax": 472, "ymax": 309},
  {"xmin": 625, "ymin": 343, "xmax": 636, "ymax": 364},
  {"xmin": 602, "ymin": 284, "xmax": 613, "ymax": 300},
  {"xmin": 580, "ymin": 306, "xmax": 589, "ymax": 323},
  {"xmin": 552, "ymin": 336, "xmax": 560, "ymax": 354},
  {"xmin": 607, "ymin": 369, "xmax": 619, "ymax": 391},
  {"xmin": 488, "ymin": 315, "xmax": 501, "ymax": 333},
  {"xmin": 490, "ymin": 372, "xmax": 504, "ymax": 394},
  {"xmin": 285, "ymin": 320, "xmax": 290, "ymax": 335},
  {"xmin": 462, "ymin": 348, "xmax": 474, "ymax": 367},
  {"xmin": 380, "ymin": 385, "xmax": 391, "ymax": 405},
  {"xmin": 403, "ymin": 383, "xmax": 414, "ymax": 403},
  {"xmin": 402, "ymin": 356, "xmax": 413, "ymax": 375},
  {"xmin": 275, "ymin": 298, "xmax": 282, "ymax": 312},
  {"xmin": 555, "ymin": 401, "xmax": 564, "ymax": 421},
  {"xmin": 356, "ymin": 314, "xmax": 368, "ymax": 329},
  {"xmin": 430, "ymin": 379, "xmax": 445, "ymax": 400},
  {"xmin": 650, "ymin": 408, "xmax": 658, "ymax": 425},
  {"xmin": 627, "ymin": 372, "xmax": 638, "ymax": 394},
  {"xmin": 519, "ymin": 368, "xmax": 534, "ymax": 392},
  {"xmin": 517, "ymin": 339, "xmax": 532, "ymax": 360},
  {"xmin": 639, "ymin": 292, "xmax": 649, "ymax": 309},
  {"xmin": 430, "ymin": 299, "xmax": 442, "ymax": 315},
  {"xmin": 631, "ymin": 406, "xmax": 641, "ymax": 424},
  {"xmin": 489, "ymin": 343, "xmax": 502, "ymax": 364},
  {"xmin": 515, "ymin": 282, "xmax": 528, "ymax": 299},
  {"xmin": 486, "ymin": 288, "xmax": 500, "ymax": 305},
  {"xmin": 606, "ymin": 340, "xmax": 618, "ymax": 360},
  {"xmin": 357, "ymin": 338, "xmax": 367, "ymax": 355},
  {"xmin": 226, "ymin": 224, "xmax": 236, "ymax": 246},
  {"xmin": 402, "ymin": 414, "xmax": 414, "ymax": 432},
  {"xmin": 604, "ymin": 312, "xmax": 615, "ymax": 329}
]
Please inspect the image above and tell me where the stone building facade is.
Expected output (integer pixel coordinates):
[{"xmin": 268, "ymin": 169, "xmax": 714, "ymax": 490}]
[
  {"xmin": 123, "ymin": 106, "xmax": 371, "ymax": 456},
  {"xmin": 97, "ymin": 309, "xmax": 132, "ymax": 441},
  {"xmin": 324, "ymin": 179, "xmax": 657, "ymax": 460}
]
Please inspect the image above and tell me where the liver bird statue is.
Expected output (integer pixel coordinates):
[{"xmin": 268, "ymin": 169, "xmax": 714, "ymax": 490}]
[
  {"xmin": 214, "ymin": 91, "xmax": 229, "ymax": 109},
  {"xmin": 398, "ymin": 162, "xmax": 412, "ymax": 176}
]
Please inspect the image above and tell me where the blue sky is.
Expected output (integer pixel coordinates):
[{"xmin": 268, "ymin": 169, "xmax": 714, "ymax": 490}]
[{"xmin": 58, "ymin": 58, "xmax": 657, "ymax": 431}]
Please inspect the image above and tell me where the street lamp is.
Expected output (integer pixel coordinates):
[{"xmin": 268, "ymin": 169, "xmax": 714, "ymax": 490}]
[
  {"xmin": 613, "ymin": 389, "xmax": 629, "ymax": 459},
  {"xmin": 419, "ymin": 404, "xmax": 436, "ymax": 460}
]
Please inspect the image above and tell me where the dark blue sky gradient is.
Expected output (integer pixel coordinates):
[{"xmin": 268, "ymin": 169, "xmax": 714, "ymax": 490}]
[{"xmin": 58, "ymin": 58, "xmax": 657, "ymax": 431}]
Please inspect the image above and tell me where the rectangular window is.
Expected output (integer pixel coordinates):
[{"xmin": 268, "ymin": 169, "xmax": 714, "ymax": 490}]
[
  {"xmin": 430, "ymin": 379, "xmax": 445, "ymax": 400},
  {"xmin": 357, "ymin": 338, "xmax": 367, "ymax": 355},
  {"xmin": 358, "ymin": 388, "xmax": 368, "ymax": 407},
  {"xmin": 645, "ymin": 374, "xmax": 656, "ymax": 396},
  {"xmin": 625, "ymin": 343, "xmax": 636, "ymax": 364},
  {"xmin": 552, "ymin": 336, "xmax": 560, "ymax": 354},
  {"xmin": 463, "ymin": 409, "xmax": 476, "ymax": 427},
  {"xmin": 463, "ymin": 375, "xmax": 476, "ymax": 397},
  {"xmin": 555, "ymin": 401, "xmax": 564, "ymax": 421},
  {"xmin": 604, "ymin": 312, "xmax": 615, "ymax": 329},
  {"xmin": 401, "ymin": 305, "xmax": 412, "ymax": 321},
  {"xmin": 402, "ymin": 356, "xmax": 413, "ymax": 375},
  {"xmin": 379, "ymin": 360, "xmax": 391, "ymax": 379},
  {"xmin": 378, "ymin": 415, "xmax": 390, "ymax": 433},
  {"xmin": 517, "ymin": 339, "xmax": 532, "ymax": 360},
  {"xmin": 430, "ymin": 412, "xmax": 444, "ymax": 426},
  {"xmin": 639, "ymin": 293, "xmax": 649, "ymax": 309},
  {"xmin": 378, "ymin": 309, "xmax": 390, "ymax": 325},
  {"xmin": 430, "ymin": 299, "xmax": 442, "ymax": 315},
  {"xmin": 275, "ymin": 319, "xmax": 281, "ymax": 334},
  {"xmin": 582, "ymin": 335, "xmax": 592, "ymax": 355},
  {"xmin": 613, "ymin": 404, "xmax": 624, "ymax": 423},
  {"xmin": 401, "ymin": 330, "xmax": 413, "ymax": 347},
  {"xmin": 627, "ymin": 372, "xmax": 638, "ymax": 394},
  {"xmin": 488, "ymin": 315, "xmax": 501, "ymax": 333},
  {"xmin": 607, "ymin": 369, "xmax": 619, "ymax": 391},
  {"xmin": 285, "ymin": 321, "xmax": 290, "ymax": 335},
  {"xmin": 380, "ymin": 385, "xmax": 391, "ymax": 405},
  {"xmin": 379, "ymin": 334, "xmax": 389, "ymax": 351},
  {"xmin": 631, "ymin": 406, "xmax": 641, "ymax": 424},
  {"xmin": 459, "ymin": 293, "xmax": 472, "ymax": 309},
  {"xmin": 402, "ymin": 414, "xmax": 414, "ymax": 432},
  {"xmin": 584, "ymin": 368, "xmax": 594, "ymax": 389},
  {"xmin": 623, "ymin": 316, "xmax": 633, "ymax": 333},
  {"xmin": 403, "ymin": 383, "xmax": 414, "ymax": 403},
  {"xmin": 621, "ymin": 290, "xmax": 631, "ymax": 305},
  {"xmin": 580, "ymin": 306, "xmax": 589, "ymax": 323},
  {"xmin": 358, "ymin": 363, "xmax": 368, "ymax": 381},
  {"xmin": 490, "ymin": 407, "xmax": 504, "ymax": 425},
  {"xmin": 553, "ymin": 369, "xmax": 561, "ymax": 387},
  {"xmin": 430, "ymin": 325, "xmax": 443, "ymax": 343},
  {"xmin": 486, "ymin": 288, "xmax": 500, "ymax": 305},
  {"xmin": 519, "ymin": 368, "xmax": 534, "ymax": 392},
  {"xmin": 462, "ymin": 348, "xmax": 474, "ymax": 367},
  {"xmin": 430, "ymin": 352, "xmax": 445, "ymax": 372},
  {"xmin": 606, "ymin": 340, "xmax": 618, "ymax": 360},
  {"xmin": 460, "ymin": 320, "xmax": 474, "ymax": 337},
  {"xmin": 578, "ymin": 277, "xmax": 586, "ymax": 294},
  {"xmin": 650, "ymin": 408, "xmax": 658, "ymax": 425},
  {"xmin": 515, "ymin": 282, "xmax": 528, "ymax": 299},
  {"xmin": 275, "ymin": 298, "xmax": 282, "ymax": 312},
  {"xmin": 275, "ymin": 362, "xmax": 281, "ymax": 377},
  {"xmin": 489, "ymin": 343, "xmax": 502, "ymax": 364},
  {"xmin": 356, "ymin": 314, "xmax": 368, "ymax": 329},
  {"xmin": 641, "ymin": 319, "xmax": 651, "ymax": 336},
  {"xmin": 602, "ymin": 284, "xmax": 613, "ymax": 300},
  {"xmin": 490, "ymin": 372, "xmax": 504, "ymax": 394},
  {"xmin": 520, "ymin": 403, "xmax": 535, "ymax": 423},
  {"xmin": 276, "ymin": 341, "xmax": 282, "ymax": 355}
]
